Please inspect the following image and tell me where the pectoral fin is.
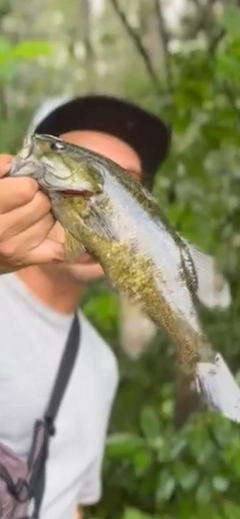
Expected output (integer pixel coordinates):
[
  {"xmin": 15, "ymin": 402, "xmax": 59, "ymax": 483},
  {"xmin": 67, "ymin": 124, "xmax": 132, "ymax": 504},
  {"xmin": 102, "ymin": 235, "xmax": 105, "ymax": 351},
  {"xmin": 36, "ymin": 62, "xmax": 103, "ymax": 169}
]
[
  {"xmin": 65, "ymin": 230, "xmax": 86, "ymax": 262},
  {"xmin": 181, "ymin": 239, "xmax": 231, "ymax": 309},
  {"xmin": 87, "ymin": 204, "xmax": 119, "ymax": 242}
]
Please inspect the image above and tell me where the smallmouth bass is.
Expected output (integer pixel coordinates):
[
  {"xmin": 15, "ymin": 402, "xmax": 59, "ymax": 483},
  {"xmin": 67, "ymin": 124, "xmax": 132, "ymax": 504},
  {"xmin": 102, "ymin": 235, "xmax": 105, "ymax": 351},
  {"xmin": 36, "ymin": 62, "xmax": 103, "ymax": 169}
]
[{"xmin": 10, "ymin": 134, "xmax": 240, "ymax": 424}]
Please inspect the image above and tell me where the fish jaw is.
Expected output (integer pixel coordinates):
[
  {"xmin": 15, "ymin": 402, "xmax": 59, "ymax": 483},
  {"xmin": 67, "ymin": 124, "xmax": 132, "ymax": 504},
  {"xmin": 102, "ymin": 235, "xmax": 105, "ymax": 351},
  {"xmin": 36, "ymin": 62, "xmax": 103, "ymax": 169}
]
[
  {"xmin": 10, "ymin": 154, "xmax": 44, "ymax": 181},
  {"xmin": 10, "ymin": 135, "xmax": 44, "ymax": 180},
  {"xmin": 9, "ymin": 134, "xmax": 104, "ymax": 197},
  {"xmin": 10, "ymin": 155, "xmax": 100, "ymax": 197}
]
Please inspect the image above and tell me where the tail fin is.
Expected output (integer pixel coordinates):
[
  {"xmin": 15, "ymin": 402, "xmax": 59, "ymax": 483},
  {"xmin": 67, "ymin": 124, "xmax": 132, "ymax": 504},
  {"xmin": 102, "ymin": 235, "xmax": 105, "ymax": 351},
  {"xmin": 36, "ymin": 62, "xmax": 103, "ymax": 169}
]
[
  {"xmin": 195, "ymin": 353, "xmax": 240, "ymax": 423},
  {"xmin": 118, "ymin": 295, "xmax": 157, "ymax": 359}
]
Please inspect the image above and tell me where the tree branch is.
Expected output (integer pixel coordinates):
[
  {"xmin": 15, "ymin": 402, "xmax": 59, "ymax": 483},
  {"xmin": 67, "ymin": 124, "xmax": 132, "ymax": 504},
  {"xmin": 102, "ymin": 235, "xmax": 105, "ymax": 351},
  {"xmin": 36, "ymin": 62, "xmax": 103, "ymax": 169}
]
[
  {"xmin": 81, "ymin": 0, "xmax": 96, "ymax": 89},
  {"xmin": 183, "ymin": 0, "xmax": 218, "ymax": 40},
  {"xmin": 153, "ymin": 0, "xmax": 172, "ymax": 89},
  {"xmin": 110, "ymin": 0, "xmax": 161, "ymax": 94},
  {"xmin": 208, "ymin": 27, "xmax": 225, "ymax": 55},
  {"xmin": 0, "ymin": 86, "xmax": 8, "ymax": 120},
  {"xmin": 224, "ymin": 83, "xmax": 240, "ymax": 120}
]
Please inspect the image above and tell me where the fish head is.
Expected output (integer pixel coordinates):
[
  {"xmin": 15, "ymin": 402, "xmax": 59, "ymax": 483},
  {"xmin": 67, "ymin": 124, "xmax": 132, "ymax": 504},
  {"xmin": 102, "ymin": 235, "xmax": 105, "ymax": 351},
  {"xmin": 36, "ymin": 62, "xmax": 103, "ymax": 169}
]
[{"xmin": 10, "ymin": 133, "xmax": 105, "ymax": 199}]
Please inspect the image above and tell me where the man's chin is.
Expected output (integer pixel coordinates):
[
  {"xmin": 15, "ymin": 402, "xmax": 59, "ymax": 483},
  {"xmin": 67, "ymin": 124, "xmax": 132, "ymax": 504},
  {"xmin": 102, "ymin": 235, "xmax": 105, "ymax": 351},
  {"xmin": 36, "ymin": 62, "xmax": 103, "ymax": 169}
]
[
  {"xmin": 68, "ymin": 261, "xmax": 105, "ymax": 283},
  {"xmin": 75, "ymin": 252, "xmax": 98, "ymax": 265}
]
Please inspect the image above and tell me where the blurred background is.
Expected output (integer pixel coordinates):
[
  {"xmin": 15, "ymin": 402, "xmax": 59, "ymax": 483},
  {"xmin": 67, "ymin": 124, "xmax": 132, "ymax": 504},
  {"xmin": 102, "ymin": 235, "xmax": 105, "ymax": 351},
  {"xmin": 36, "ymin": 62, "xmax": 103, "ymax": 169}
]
[{"xmin": 2, "ymin": 0, "xmax": 240, "ymax": 517}]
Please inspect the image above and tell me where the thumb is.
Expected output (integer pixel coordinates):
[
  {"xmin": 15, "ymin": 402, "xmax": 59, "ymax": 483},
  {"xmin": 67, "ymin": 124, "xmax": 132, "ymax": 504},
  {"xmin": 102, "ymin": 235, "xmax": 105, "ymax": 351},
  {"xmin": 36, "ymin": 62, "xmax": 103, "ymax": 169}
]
[{"xmin": 0, "ymin": 155, "xmax": 14, "ymax": 177}]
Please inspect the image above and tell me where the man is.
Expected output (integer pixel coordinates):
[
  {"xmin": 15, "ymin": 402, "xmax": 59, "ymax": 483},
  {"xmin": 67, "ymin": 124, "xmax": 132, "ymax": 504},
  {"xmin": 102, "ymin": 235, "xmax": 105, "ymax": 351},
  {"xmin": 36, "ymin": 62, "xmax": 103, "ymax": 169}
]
[{"xmin": 0, "ymin": 94, "xmax": 170, "ymax": 519}]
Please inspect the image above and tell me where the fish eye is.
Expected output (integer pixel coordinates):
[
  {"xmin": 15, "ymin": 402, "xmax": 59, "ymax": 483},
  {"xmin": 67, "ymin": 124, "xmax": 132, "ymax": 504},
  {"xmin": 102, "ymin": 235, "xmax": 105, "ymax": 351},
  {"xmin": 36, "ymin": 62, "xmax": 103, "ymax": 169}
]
[{"xmin": 49, "ymin": 140, "xmax": 65, "ymax": 152}]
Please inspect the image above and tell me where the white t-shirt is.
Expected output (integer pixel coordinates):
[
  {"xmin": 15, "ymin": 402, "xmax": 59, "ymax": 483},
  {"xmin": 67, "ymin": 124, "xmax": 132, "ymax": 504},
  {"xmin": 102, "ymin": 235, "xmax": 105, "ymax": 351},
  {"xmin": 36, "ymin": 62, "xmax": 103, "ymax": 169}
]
[{"xmin": 0, "ymin": 273, "xmax": 119, "ymax": 519}]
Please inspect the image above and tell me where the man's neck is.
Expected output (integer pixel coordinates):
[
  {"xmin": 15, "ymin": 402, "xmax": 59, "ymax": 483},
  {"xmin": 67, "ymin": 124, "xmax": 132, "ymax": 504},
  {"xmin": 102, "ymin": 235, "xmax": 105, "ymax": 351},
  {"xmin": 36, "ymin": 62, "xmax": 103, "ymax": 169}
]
[{"xmin": 16, "ymin": 266, "xmax": 86, "ymax": 314}]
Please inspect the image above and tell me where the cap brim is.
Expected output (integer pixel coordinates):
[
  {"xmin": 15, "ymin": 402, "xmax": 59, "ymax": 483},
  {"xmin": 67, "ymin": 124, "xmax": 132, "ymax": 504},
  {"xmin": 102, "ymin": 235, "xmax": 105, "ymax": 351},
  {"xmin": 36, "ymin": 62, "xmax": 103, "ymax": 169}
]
[{"xmin": 33, "ymin": 94, "xmax": 171, "ymax": 188}]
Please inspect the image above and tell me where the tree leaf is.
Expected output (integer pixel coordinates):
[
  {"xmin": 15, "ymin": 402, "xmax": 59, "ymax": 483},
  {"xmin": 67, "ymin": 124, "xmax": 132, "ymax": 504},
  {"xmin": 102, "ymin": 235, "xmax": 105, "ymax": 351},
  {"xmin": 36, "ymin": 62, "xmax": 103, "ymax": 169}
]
[
  {"xmin": 196, "ymin": 481, "xmax": 212, "ymax": 503},
  {"xmin": 12, "ymin": 41, "xmax": 53, "ymax": 60},
  {"xmin": 212, "ymin": 476, "xmax": 229, "ymax": 493},
  {"xmin": 140, "ymin": 406, "xmax": 160, "ymax": 439},
  {"xmin": 218, "ymin": 6, "xmax": 240, "ymax": 38},
  {"xmin": 156, "ymin": 471, "xmax": 176, "ymax": 502},
  {"xmin": 106, "ymin": 433, "xmax": 144, "ymax": 458}
]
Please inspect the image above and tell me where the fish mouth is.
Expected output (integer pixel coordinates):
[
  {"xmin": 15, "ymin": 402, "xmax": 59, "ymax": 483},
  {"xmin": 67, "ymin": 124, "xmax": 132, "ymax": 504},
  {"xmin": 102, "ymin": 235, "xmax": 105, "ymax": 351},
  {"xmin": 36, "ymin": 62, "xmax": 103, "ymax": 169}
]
[
  {"xmin": 56, "ymin": 188, "xmax": 101, "ymax": 198},
  {"xmin": 10, "ymin": 156, "xmax": 42, "ymax": 179},
  {"xmin": 11, "ymin": 137, "xmax": 35, "ymax": 174},
  {"xmin": 58, "ymin": 189, "xmax": 94, "ymax": 198}
]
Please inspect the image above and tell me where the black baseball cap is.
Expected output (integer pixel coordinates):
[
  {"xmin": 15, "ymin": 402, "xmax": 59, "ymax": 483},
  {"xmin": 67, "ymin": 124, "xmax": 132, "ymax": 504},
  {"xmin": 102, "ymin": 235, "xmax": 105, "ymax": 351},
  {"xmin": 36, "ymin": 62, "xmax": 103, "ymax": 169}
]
[{"xmin": 29, "ymin": 94, "xmax": 171, "ymax": 189}]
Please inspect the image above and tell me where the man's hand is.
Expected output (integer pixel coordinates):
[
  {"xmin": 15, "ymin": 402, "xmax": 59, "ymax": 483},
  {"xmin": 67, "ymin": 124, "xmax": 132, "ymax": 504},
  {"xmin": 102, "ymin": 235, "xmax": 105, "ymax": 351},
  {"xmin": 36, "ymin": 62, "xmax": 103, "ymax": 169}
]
[
  {"xmin": 0, "ymin": 154, "xmax": 64, "ymax": 274},
  {"xmin": 75, "ymin": 506, "xmax": 83, "ymax": 519}
]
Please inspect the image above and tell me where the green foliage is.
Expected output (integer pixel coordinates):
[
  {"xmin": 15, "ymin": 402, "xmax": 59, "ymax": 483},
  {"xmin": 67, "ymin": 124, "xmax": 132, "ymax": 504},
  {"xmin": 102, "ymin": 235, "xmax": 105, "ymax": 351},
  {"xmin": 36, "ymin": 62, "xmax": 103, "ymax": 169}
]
[
  {"xmin": 0, "ymin": 37, "xmax": 53, "ymax": 152},
  {"xmin": 0, "ymin": 37, "xmax": 53, "ymax": 82},
  {"xmin": 94, "ymin": 411, "xmax": 240, "ymax": 519}
]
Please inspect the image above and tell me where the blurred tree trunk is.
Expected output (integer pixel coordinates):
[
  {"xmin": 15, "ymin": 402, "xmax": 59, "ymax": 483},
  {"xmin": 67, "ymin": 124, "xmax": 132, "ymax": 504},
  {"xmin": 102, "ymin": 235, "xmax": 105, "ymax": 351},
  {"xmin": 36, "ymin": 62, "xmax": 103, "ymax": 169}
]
[
  {"xmin": 0, "ymin": 3, "xmax": 11, "ymax": 121},
  {"xmin": 140, "ymin": 0, "xmax": 165, "ymax": 73},
  {"xmin": 109, "ymin": 0, "xmax": 161, "ymax": 93},
  {"xmin": 174, "ymin": 370, "xmax": 206, "ymax": 429},
  {"xmin": 139, "ymin": 0, "xmax": 172, "ymax": 89}
]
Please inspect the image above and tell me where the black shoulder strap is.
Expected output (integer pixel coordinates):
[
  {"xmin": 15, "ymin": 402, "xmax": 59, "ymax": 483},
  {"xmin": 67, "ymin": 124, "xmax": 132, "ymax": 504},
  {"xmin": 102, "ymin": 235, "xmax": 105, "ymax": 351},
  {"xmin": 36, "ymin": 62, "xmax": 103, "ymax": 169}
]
[
  {"xmin": 44, "ymin": 313, "xmax": 80, "ymax": 435},
  {"xmin": 30, "ymin": 313, "xmax": 81, "ymax": 519}
]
